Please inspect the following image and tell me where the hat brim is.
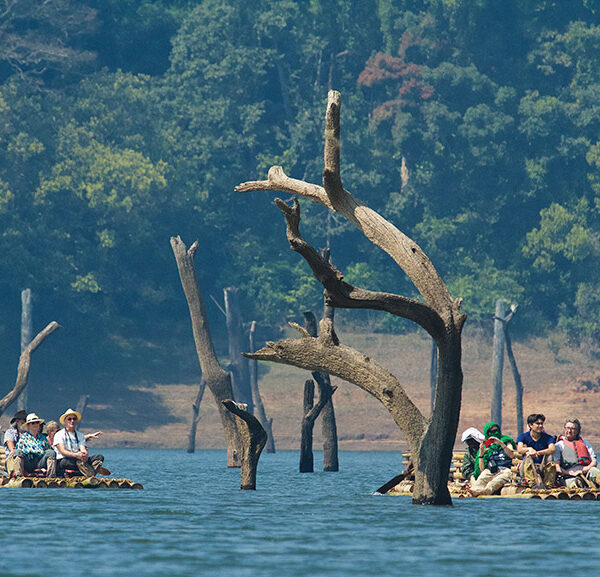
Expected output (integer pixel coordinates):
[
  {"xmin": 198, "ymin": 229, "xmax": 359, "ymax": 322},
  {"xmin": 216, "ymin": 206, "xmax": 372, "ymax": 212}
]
[
  {"xmin": 25, "ymin": 419, "xmax": 44, "ymax": 426},
  {"xmin": 59, "ymin": 410, "xmax": 82, "ymax": 425}
]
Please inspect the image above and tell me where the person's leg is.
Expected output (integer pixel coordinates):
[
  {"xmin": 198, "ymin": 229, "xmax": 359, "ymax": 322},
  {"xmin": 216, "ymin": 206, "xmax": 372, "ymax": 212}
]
[
  {"xmin": 585, "ymin": 466, "xmax": 600, "ymax": 487},
  {"xmin": 521, "ymin": 455, "xmax": 539, "ymax": 487},
  {"xmin": 57, "ymin": 457, "xmax": 79, "ymax": 477},
  {"xmin": 483, "ymin": 468, "xmax": 513, "ymax": 495},
  {"xmin": 541, "ymin": 458, "xmax": 557, "ymax": 487},
  {"xmin": 469, "ymin": 469, "xmax": 494, "ymax": 493},
  {"xmin": 38, "ymin": 449, "xmax": 56, "ymax": 469}
]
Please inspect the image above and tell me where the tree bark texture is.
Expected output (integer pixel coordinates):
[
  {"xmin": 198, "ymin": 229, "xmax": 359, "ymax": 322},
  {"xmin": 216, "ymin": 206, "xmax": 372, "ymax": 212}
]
[
  {"xmin": 237, "ymin": 91, "xmax": 466, "ymax": 505},
  {"xmin": 319, "ymin": 248, "xmax": 339, "ymax": 472},
  {"xmin": 18, "ymin": 288, "xmax": 32, "ymax": 411},
  {"xmin": 502, "ymin": 307, "xmax": 524, "ymax": 434},
  {"xmin": 187, "ymin": 379, "xmax": 206, "ymax": 454},
  {"xmin": 300, "ymin": 379, "xmax": 315, "ymax": 473},
  {"xmin": 75, "ymin": 394, "xmax": 90, "ymax": 416},
  {"xmin": 430, "ymin": 338, "xmax": 437, "ymax": 413},
  {"xmin": 170, "ymin": 236, "xmax": 242, "ymax": 467},
  {"xmin": 224, "ymin": 287, "xmax": 253, "ymax": 412},
  {"xmin": 491, "ymin": 299, "xmax": 506, "ymax": 427},
  {"xmin": 249, "ymin": 321, "xmax": 275, "ymax": 453},
  {"xmin": 222, "ymin": 400, "xmax": 267, "ymax": 490},
  {"xmin": 0, "ymin": 321, "xmax": 60, "ymax": 417}
]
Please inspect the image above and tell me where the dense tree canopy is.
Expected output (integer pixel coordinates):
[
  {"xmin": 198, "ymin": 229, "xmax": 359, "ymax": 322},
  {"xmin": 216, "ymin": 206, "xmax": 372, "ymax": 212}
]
[{"xmin": 2, "ymin": 0, "xmax": 600, "ymax": 392}]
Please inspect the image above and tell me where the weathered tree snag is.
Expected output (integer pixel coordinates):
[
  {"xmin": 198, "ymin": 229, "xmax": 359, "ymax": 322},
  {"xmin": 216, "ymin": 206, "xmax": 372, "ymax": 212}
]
[
  {"xmin": 319, "ymin": 248, "xmax": 339, "ymax": 472},
  {"xmin": 18, "ymin": 288, "xmax": 33, "ymax": 411},
  {"xmin": 170, "ymin": 236, "xmax": 242, "ymax": 467},
  {"xmin": 306, "ymin": 300, "xmax": 339, "ymax": 472},
  {"xmin": 249, "ymin": 321, "xmax": 275, "ymax": 453},
  {"xmin": 187, "ymin": 379, "xmax": 206, "ymax": 453},
  {"xmin": 491, "ymin": 299, "xmax": 506, "ymax": 427},
  {"xmin": 237, "ymin": 91, "xmax": 466, "ymax": 505},
  {"xmin": 0, "ymin": 321, "xmax": 60, "ymax": 417},
  {"xmin": 75, "ymin": 394, "xmax": 90, "ymax": 416},
  {"xmin": 502, "ymin": 305, "xmax": 523, "ymax": 434},
  {"xmin": 430, "ymin": 338, "xmax": 437, "ymax": 413},
  {"xmin": 300, "ymin": 378, "xmax": 315, "ymax": 473},
  {"xmin": 224, "ymin": 287, "xmax": 253, "ymax": 412},
  {"xmin": 222, "ymin": 400, "xmax": 267, "ymax": 490}
]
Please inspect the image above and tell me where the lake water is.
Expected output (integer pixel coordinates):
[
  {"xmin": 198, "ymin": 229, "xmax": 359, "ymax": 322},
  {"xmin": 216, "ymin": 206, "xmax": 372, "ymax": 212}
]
[{"xmin": 2, "ymin": 449, "xmax": 599, "ymax": 577}]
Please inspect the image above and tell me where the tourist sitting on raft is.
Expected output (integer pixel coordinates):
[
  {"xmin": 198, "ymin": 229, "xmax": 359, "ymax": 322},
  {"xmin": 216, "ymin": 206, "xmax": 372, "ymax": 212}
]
[
  {"xmin": 46, "ymin": 420, "xmax": 103, "ymax": 447},
  {"xmin": 53, "ymin": 409, "xmax": 107, "ymax": 477},
  {"xmin": 554, "ymin": 418, "xmax": 600, "ymax": 488},
  {"xmin": 516, "ymin": 413, "xmax": 556, "ymax": 488},
  {"xmin": 460, "ymin": 427, "xmax": 484, "ymax": 482},
  {"xmin": 3, "ymin": 409, "xmax": 26, "ymax": 476},
  {"xmin": 468, "ymin": 421, "xmax": 518, "ymax": 496},
  {"xmin": 14, "ymin": 413, "xmax": 56, "ymax": 477}
]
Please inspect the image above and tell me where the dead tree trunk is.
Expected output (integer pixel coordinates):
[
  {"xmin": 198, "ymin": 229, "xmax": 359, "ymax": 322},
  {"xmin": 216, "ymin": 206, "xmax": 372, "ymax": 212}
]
[
  {"xmin": 187, "ymin": 379, "xmax": 206, "ymax": 453},
  {"xmin": 75, "ymin": 394, "xmax": 90, "ymax": 417},
  {"xmin": 170, "ymin": 236, "xmax": 243, "ymax": 467},
  {"xmin": 249, "ymin": 321, "xmax": 275, "ymax": 452},
  {"xmin": 0, "ymin": 321, "xmax": 60, "ymax": 417},
  {"xmin": 430, "ymin": 338, "xmax": 437, "ymax": 413},
  {"xmin": 502, "ymin": 305, "xmax": 523, "ymax": 434},
  {"xmin": 300, "ymin": 379, "xmax": 315, "ymax": 473},
  {"xmin": 491, "ymin": 299, "xmax": 506, "ymax": 427},
  {"xmin": 222, "ymin": 400, "xmax": 267, "ymax": 489},
  {"xmin": 224, "ymin": 287, "xmax": 253, "ymax": 412},
  {"xmin": 237, "ymin": 91, "xmax": 466, "ymax": 505},
  {"xmin": 18, "ymin": 289, "xmax": 33, "ymax": 411},
  {"xmin": 319, "ymin": 249, "xmax": 339, "ymax": 472}
]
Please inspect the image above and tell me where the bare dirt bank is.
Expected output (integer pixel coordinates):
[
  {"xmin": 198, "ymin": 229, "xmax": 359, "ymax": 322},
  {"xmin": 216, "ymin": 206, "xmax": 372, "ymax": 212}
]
[{"xmin": 4, "ymin": 328, "xmax": 600, "ymax": 451}]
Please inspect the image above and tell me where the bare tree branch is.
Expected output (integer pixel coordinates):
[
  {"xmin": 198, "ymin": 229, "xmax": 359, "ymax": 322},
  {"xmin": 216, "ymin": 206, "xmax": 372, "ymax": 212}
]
[
  {"xmin": 275, "ymin": 197, "xmax": 445, "ymax": 338},
  {"xmin": 244, "ymin": 319, "xmax": 426, "ymax": 450},
  {"xmin": 0, "ymin": 321, "xmax": 60, "ymax": 416}
]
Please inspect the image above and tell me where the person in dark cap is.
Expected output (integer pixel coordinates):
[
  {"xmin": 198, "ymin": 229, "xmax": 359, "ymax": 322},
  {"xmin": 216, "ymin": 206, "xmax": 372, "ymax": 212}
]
[{"xmin": 3, "ymin": 409, "xmax": 27, "ymax": 476}]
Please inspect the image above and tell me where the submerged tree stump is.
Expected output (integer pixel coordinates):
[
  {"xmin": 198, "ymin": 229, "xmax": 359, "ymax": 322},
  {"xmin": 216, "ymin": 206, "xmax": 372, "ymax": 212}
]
[{"xmin": 222, "ymin": 400, "xmax": 267, "ymax": 490}]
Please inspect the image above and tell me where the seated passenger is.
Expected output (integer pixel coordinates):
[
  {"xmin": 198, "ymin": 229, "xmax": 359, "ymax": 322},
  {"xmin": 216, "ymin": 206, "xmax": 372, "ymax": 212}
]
[
  {"xmin": 469, "ymin": 421, "xmax": 518, "ymax": 496},
  {"xmin": 45, "ymin": 420, "xmax": 60, "ymax": 445},
  {"xmin": 460, "ymin": 427, "xmax": 485, "ymax": 482},
  {"xmin": 3, "ymin": 410, "xmax": 26, "ymax": 476},
  {"xmin": 14, "ymin": 413, "xmax": 56, "ymax": 477},
  {"xmin": 516, "ymin": 413, "xmax": 556, "ymax": 488},
  {"xmin": 53, "ymin": 409, "xmax": 105, "ymax": 478},
  {"xmin": 554, "ymin": 418, "xmax": 600, "ymax": 488}
]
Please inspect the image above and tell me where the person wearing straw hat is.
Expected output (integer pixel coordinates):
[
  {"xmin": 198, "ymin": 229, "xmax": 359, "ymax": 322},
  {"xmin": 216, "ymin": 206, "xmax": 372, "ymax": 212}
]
[
  {"xmin": 3, "ymin": 409, "xmax": 26, "ymax": 476},
  {"xmin": 14, "ymin": 413, "xmax": 56, "ymax": 477},
  {"xmin": 53, "ymin": 408, "xmax": 105, "ymax": 477}
]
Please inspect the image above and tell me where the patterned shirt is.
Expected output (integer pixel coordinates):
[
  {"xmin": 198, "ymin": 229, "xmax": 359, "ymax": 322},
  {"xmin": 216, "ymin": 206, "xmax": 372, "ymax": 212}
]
[{"xmin": 16, "ymin": 431, "xmax": 51, "ymax": 455}]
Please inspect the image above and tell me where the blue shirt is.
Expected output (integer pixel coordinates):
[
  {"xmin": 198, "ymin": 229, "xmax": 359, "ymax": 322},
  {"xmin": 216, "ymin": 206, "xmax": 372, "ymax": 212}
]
[{"xmin": 516, "ymin": 431, "xmax": 555, "ymax": 464}]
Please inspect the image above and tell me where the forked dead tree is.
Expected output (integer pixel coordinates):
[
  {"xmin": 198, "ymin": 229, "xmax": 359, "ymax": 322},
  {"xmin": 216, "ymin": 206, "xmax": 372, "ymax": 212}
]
[
  {"xmin": 222, "ymin": 400, "xmax": 267, "ymax": 490},
  {"xmin": 0, "ymin": 321, "xmax": 60, "ymax": 417},
  {"xmin": 237, "ymin": 91, "xmax": 466, "ymax": 505},
  {"xmin": 171, "ymin": 236, "xmax": 243, "ymax": 467}
]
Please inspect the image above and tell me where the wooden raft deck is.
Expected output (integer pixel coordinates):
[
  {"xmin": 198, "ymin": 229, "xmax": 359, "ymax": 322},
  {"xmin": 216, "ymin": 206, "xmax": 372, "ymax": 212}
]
[{"xmin": 0, "ymin": 476, "xmax": 143, "ymax": 489}]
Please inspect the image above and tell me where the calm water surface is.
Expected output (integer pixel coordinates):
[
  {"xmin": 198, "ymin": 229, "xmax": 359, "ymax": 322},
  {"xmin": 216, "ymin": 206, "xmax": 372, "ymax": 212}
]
[{"xmin": 2, "ymin": 449, "xmax": 599, "ymax": 577}]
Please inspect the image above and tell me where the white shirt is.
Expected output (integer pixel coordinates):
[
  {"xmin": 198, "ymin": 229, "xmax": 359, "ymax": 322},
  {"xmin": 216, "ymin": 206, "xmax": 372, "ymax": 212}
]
[{"xmin": 53, "ymin": 428, "xmax": 86, "ymax": 460}]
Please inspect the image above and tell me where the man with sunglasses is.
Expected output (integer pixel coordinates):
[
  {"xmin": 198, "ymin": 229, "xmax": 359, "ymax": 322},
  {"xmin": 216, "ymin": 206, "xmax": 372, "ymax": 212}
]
[
  {"xmin": 52, "ymin": 408, "xmax": 105, "ymax": 477},
  {"xmin": 516, "ymin": 413, "xmax": 556, "ymax": 488}
]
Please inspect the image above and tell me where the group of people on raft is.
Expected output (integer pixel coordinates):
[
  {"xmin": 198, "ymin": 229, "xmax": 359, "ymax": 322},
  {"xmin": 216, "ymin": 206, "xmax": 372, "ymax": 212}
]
[
  {"xmin": 460, "ymin": 414, "xmax": 600, "ymax": 496},
  {"xmin": 2, "ymin": 408, "xmax": 109, "ymax": 479}
]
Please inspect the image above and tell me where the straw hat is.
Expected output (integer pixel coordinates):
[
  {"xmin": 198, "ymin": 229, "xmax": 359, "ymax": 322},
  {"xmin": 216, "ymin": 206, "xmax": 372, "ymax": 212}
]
[
  {"xmin": 24, "ymin": 413, "xmax": 45, "ymax": 426},
  {"xmin": 59, "ymin": 408, "xmax": 82, "ymax": 425}
]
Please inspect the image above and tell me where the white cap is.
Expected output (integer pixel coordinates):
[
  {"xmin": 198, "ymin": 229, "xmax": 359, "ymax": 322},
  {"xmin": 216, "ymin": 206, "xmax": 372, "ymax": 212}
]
[{"xmin": 461, "ymin": 427, "xmax": 484, "ymax": 444}]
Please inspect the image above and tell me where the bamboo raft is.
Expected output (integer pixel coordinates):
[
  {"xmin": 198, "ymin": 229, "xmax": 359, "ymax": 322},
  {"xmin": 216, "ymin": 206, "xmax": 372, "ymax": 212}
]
[
  {"xmin": 387, "ymin": 452, "xmax": 600, "ymax": 501},
  {"xmin": 0, "ymin": 448, "xmax": 143, "ymax": 489}
]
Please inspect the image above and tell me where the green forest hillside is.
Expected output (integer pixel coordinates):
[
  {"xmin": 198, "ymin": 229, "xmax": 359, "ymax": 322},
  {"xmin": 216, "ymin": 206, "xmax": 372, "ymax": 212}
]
[{"xmin": 2, "ymin": 1, "xmax": 600, "ymax": 402}]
